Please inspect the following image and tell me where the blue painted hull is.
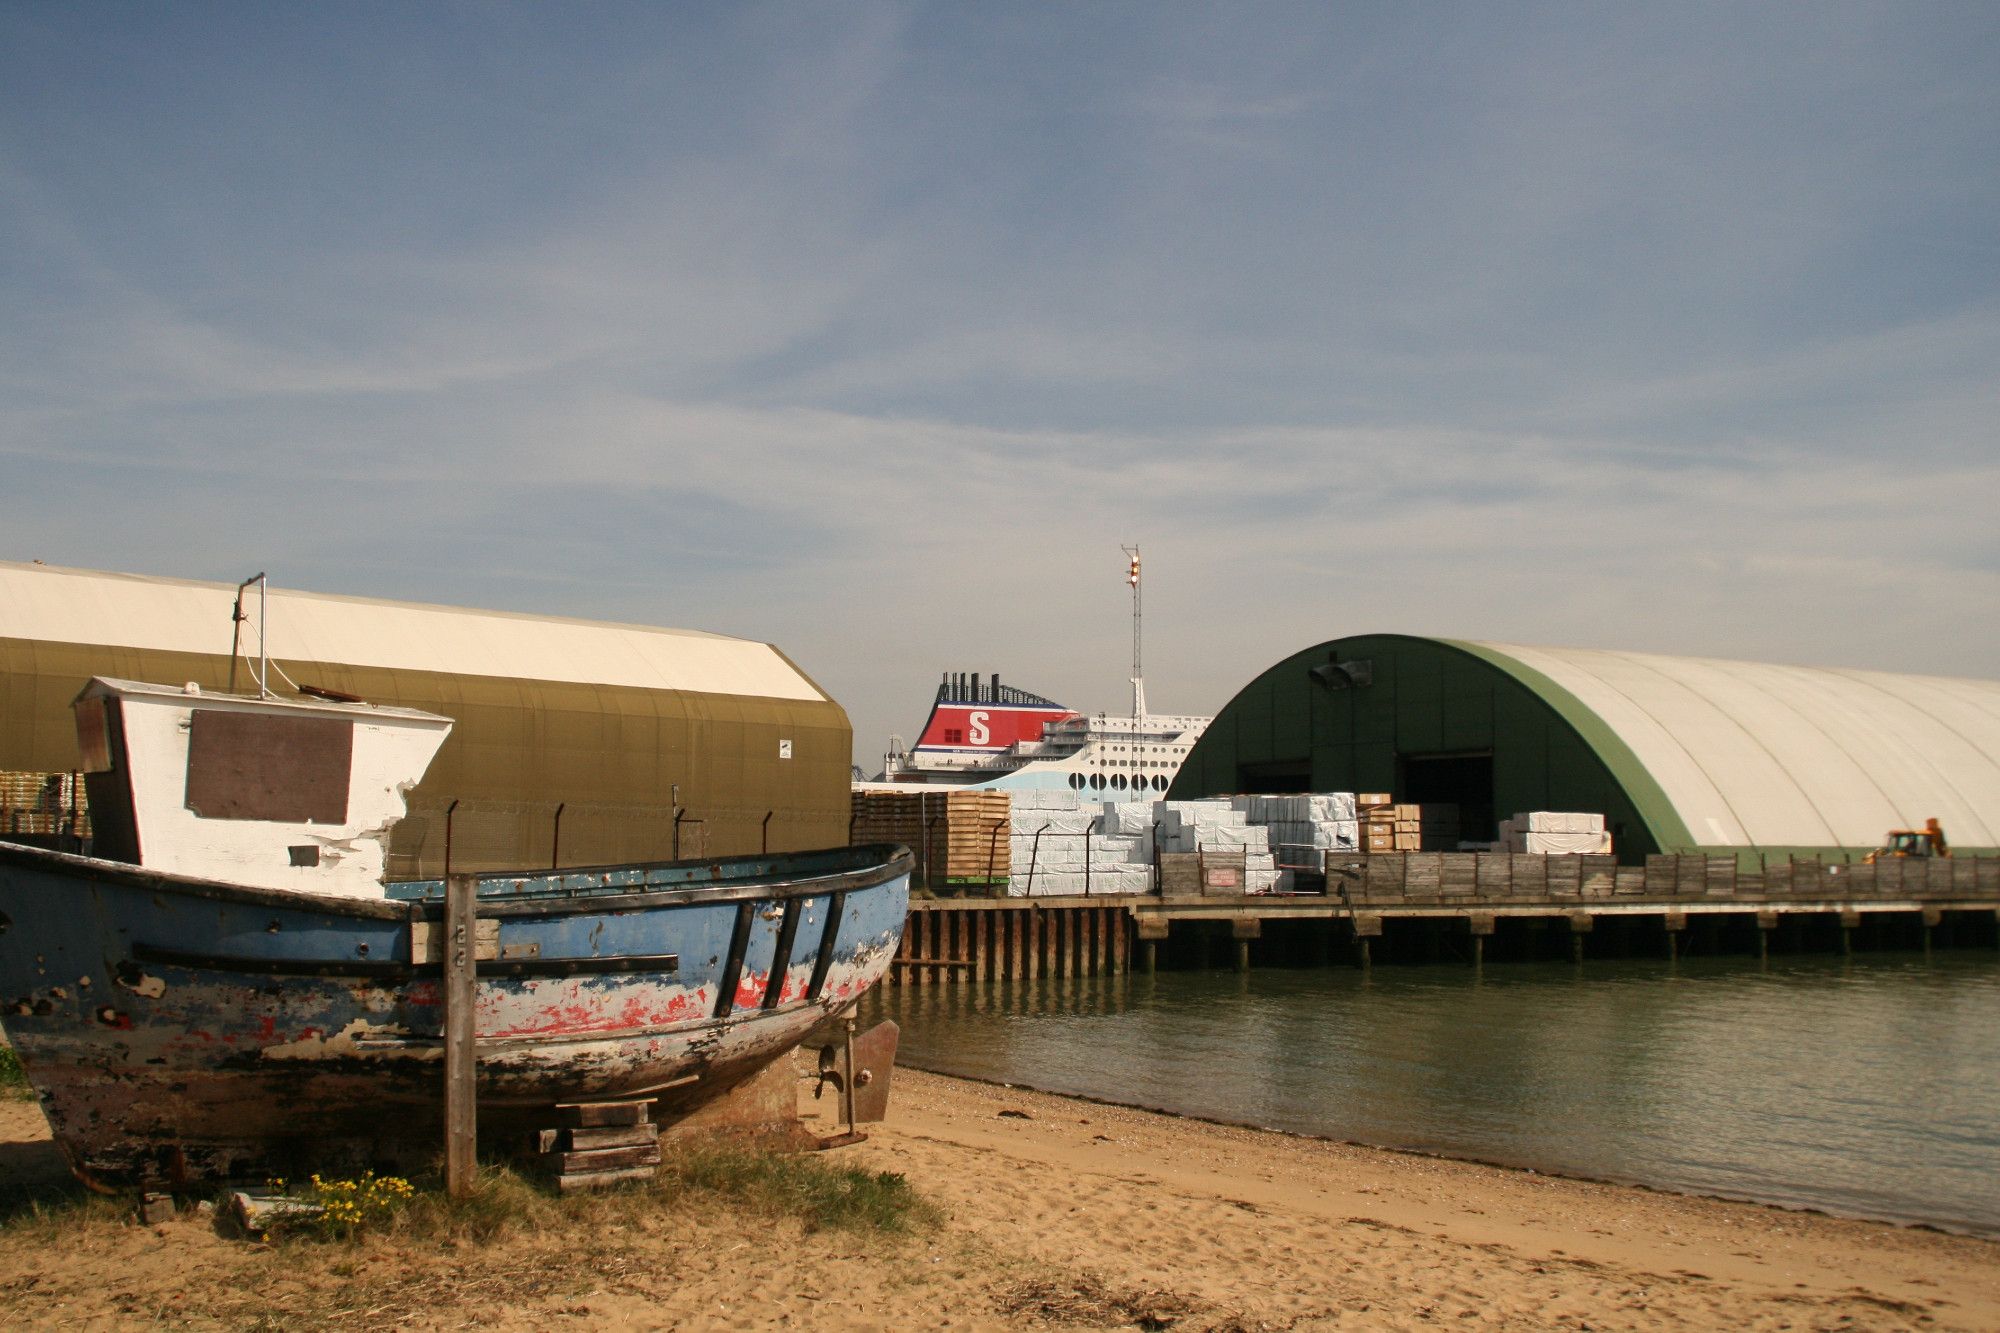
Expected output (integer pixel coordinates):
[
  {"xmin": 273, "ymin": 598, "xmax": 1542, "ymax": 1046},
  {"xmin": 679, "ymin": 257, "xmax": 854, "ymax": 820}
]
[{"xmin": 0, "ymin": 841, "xmax": 910, "ymax": 1186}]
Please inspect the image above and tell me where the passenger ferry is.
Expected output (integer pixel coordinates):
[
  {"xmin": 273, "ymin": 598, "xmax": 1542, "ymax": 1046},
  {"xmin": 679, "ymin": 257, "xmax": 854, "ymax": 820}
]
[{"xmin": 874, "ymin": 548, "xmax": 1211, "ymax": 793}]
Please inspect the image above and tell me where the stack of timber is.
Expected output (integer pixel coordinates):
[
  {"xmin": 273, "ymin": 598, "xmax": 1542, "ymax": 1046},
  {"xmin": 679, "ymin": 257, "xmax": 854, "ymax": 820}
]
[
  {"xmin": 1358, "ymin": 796, "xmax": 1465, "ymax": 853},
  {"xmin": 0, "ymin": 771, "xmax": 89, "ymax": 842},
  {"xmin": 531, "ymin": 1101, "xmax": 661, "ymax": 1193},
  {"xmin": 1360, "ymin": 796, "xmax": 1428, "ymax": 852},
  {"xmin": 851, "ymin": 789, "xmax": 1010, "ymax": 886},
  {"xmin": 1358, "ymin": 794, "xmax": 1394, "ymax": 852}
]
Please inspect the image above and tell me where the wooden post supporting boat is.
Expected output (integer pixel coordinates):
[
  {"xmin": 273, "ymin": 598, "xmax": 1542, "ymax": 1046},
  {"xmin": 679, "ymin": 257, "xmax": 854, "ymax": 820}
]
[{"xmin": 444, "ymin": 872, "xmax": 478, "ymax": 1199}]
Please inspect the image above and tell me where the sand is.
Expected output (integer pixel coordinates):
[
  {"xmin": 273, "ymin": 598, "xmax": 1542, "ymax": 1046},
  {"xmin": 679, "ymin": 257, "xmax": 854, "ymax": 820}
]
[{"xmin": 0, "ymin": 1072, "xmax": 1995, "ymax": 1331}]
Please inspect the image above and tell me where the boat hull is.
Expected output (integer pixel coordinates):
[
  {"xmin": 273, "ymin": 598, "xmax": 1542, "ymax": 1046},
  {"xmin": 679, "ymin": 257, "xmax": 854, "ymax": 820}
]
[{"xmin": 0, "ymin": 841, "xmax": 910, "ymax": 1186}]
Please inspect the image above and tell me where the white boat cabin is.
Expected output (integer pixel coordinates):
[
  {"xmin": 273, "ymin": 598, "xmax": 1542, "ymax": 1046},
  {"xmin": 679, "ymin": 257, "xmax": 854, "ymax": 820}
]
[{"xmin": 73, "ymin": 677, "xmax": 452, "ymax": 898}]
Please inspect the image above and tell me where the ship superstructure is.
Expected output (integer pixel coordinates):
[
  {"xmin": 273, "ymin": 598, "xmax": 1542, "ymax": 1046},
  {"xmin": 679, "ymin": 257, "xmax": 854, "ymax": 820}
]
[{"xmin": 876, "ymin": 548, "xmax": 1212, "ymax": 792}]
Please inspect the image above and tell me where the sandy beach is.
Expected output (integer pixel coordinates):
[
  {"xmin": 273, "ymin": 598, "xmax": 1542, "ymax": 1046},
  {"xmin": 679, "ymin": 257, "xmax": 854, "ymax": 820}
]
[{"xmin": 1, "ymin": 1070, "xmax": 1995, "ymax": 1330}]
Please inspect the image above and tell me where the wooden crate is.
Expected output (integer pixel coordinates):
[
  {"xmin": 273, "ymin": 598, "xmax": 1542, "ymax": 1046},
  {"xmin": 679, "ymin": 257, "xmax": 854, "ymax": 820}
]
[{"xmin": 851, "ymin": 789, "xmax": 1011, "ymax": 882}]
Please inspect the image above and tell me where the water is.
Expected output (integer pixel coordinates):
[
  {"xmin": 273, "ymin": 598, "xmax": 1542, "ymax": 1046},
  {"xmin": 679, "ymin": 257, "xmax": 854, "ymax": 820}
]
[{"xmin": 867, "ymin": 953, "xmax": 2000, "ymax": 1235}]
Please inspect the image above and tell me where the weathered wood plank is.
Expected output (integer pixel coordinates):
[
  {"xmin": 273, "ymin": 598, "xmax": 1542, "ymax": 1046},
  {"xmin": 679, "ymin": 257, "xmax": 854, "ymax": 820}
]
[
  {"xmin": 553, "ymin": 1165, "xmax": 658, "ymax": 1194},
  {"xmin": 443, "ymin": 873, "xmax": 478, "ymax": 1199},
  {"xmin": 540, "ymin": 1143, "xmax": 663, "ymax": 1174},
  {"xmin": 536, "ymin": 1123, "xmax": 659, "ymax": 1153}
]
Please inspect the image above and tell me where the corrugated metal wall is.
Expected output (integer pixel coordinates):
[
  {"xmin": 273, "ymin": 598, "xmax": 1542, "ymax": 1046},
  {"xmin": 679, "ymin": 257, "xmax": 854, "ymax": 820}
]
[
  {"xmin": 0, "ymin": 637, "xmax": 852, "ymax": 877},
  {"xmin": 1170, "ymin": 635, "xmax": 1661, "ymax": 861}
]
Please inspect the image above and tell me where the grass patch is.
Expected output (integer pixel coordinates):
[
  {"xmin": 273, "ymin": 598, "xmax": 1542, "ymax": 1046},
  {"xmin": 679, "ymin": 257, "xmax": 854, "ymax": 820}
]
[
  {"xmin": 0, "ymin": 1141, "xmax": 938, "ymax": 1253},
  {"xmin": 386, "ymin": 1163, "xmax": 570, "ymax": 1244},
  {"xmin": 0, "ymin": 1188, "xmax": 125, "ymax": 1240},
  {"xmin": 661, "ymin": 1142, "xmax": 943, "ymax": 1235},
  {"xmin": 0, "ymin": 1045, "xmax": 26, "ymax": 1091},
  {"xmin": 260, "ymin": 1144, "xmax": 938, "ymax": 1247},
  {"xmin": 0, "ymin": 1147, "xmax": 945, "ymax": 1330}
]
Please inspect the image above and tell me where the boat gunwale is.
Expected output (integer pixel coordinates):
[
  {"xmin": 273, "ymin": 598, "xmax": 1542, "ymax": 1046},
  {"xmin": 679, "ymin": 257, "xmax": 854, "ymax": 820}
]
[{"xmin": 0, "ymin": 839, "xmax": 914, "ymax": 922}]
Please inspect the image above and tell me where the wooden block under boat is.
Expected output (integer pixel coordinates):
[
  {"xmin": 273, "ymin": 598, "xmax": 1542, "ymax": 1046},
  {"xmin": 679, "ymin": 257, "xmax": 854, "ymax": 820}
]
[
  {"xmin": 555, "ymin": 1100, "xmax": 654, "ymax": 1128},
  {"xmin": 534, "ymin": 1123, "xmax": 659, "ymax": 1154},
  {"xmin": 553, "ymin": 1165, "xmax": 659, "ymax": 1194},
  {"xmin": 539, "ymin": 1142, "xmax": 662, "ymax": 1175}
]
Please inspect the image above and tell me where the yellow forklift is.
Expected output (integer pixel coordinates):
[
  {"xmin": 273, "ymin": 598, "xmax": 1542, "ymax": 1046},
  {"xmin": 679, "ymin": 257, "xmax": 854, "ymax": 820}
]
[{"xmin": 1865, "ymin": 817, "xmax": 1950, "ymax": 863}]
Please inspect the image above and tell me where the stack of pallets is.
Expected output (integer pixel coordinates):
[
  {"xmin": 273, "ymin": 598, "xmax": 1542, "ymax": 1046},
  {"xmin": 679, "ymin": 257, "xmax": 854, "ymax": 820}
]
[
  {"xmin": 1359, "ymin": 796, "xmax": 1458, "ymax": 852},
  {"xmin": 531, "ymin": 1101, "xmax": 660, "ymax": 1193},
  {"xmin": 851, "ymin": 789, "xmax": 1011, "ymax": 886},
  {"xmin": 1359, "ymin": 794, "xmax": 1396, "ymax": 852}
]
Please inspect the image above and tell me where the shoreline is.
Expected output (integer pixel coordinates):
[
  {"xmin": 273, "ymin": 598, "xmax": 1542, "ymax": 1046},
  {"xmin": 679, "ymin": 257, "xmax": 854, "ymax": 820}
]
[
  {"xmin": 856, "ymin": 1067, "xmax": 2000, "ymax": 1330},
  {"xmin": 898, "ymin": 1059, "xmax": 1999, "ymax": 1242},
  {"xmin": 2, "ymin": 1070, "xmax": 1997, "ymax": 1328}
]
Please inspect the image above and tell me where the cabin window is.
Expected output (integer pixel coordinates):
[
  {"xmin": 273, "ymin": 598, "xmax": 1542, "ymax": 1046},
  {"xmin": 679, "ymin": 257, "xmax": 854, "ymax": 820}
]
[
  {"xmin": 185, "ymin": 710, "xmax": 352, "ymax": 823},
  {"xmin": 944, "ymin": 728, "xmax": 964, "ymax": 744}
]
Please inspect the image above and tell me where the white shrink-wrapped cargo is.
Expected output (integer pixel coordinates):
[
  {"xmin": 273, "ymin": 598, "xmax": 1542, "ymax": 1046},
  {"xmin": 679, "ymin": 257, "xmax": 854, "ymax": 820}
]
[
  {"xmin": 1009, "ymin": 835, "xmax": 1071, "ymax": 872},
  {"xmin": 1089, "ymin": 839, "xmax": 1146, "ymax": 868},
  {"xmin": 1089, "ymin": 866, "xmax": 1155, "ymax": 896},
  {"xmin": 1100, "ymin": 802, "xmax": 1158, "ymax": 836},
  {"xmin": 1159, "ymin": 801, "xmax": 1246, "ymax": 827},
  {"xmin": 1010, "ymin": 811, "xmax": 1097, "ymax": 836},
  {"xmin": 1311, "ymin": 793, "xmax": 1359, "ymax": 822},
  {"xmin": 1522, "ymin": 830, "xmax": 1613, "ymax": 855},
  {"xmin": 1521, "ymin": 811, "xmax": 1605, "ymax": 834},
  {"xmin": 1018, "ymin": 870, "xmax": 1085, "ymax": 896}
]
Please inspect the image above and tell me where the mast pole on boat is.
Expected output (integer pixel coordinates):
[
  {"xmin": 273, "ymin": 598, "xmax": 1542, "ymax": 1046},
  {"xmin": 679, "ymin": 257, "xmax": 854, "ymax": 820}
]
[
  {"xmin": 228, "ymin": 572, "xmax": 267, "ymax": 697},
  {"xmin": 257, "ymin": 573, "xmax": 270, "ymax": 698},
  {"xmin": 1122, "ymin": 545, "xmax": 1145, "ymax": 720}
]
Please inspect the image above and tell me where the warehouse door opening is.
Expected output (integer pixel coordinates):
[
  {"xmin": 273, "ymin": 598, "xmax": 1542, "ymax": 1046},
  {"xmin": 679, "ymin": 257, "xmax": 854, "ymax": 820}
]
[
  {"xmin": 1397, "ymin": 752, "xmax": 1494, "ymax": 842},
  {"xmin": 1237, "ymin": 760, "xmax": 1311, "ymax": 794}
]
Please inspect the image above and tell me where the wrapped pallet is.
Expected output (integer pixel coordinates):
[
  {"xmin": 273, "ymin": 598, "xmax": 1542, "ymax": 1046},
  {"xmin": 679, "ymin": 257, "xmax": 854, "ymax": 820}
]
[{"xmin": 1499, "ymin": 812, "xmax": 1612, "ymax": 855}]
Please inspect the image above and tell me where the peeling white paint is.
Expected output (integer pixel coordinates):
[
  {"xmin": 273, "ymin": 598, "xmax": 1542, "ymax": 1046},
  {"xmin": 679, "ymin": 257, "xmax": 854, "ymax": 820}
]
[
  {"xmin": 117, "ymin": 970, "xmax": 167, "ymax": 999},
  {"xmin": 260, "ymin": 1017, "xmax": 406, "ymax": 1060}
]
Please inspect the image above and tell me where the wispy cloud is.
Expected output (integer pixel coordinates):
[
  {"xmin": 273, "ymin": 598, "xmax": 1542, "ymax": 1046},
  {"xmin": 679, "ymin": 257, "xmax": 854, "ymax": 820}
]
[{"xmin": 2, "ymin": 3, "xmax": 1996, "ymax": 756}]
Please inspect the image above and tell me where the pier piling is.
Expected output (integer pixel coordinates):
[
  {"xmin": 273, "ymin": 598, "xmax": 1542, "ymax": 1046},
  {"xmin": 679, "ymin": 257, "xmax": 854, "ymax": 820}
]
[{"xmin": 887, "ymin": 851, "xmax": 2000, "ymax": 982}]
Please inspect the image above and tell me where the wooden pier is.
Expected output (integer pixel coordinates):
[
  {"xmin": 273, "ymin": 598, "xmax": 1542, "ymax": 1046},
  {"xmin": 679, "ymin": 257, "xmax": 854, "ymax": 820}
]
[{"xmin": 888, "ymin": 851, "xmax": 2000, "ymax": 982}]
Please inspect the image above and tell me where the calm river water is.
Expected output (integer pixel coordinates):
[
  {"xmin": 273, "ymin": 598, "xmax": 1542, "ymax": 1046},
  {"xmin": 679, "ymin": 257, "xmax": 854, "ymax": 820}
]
[{"xmin": 865, "ymin": 952, "xmax": 2000, "ymax": 1235}]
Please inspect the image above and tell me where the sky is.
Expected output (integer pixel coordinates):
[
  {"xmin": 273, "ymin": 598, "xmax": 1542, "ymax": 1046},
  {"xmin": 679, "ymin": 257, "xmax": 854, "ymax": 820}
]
[{"xmin": 3, "ymin": 2, "xmax": 1997, "ymax": 765}]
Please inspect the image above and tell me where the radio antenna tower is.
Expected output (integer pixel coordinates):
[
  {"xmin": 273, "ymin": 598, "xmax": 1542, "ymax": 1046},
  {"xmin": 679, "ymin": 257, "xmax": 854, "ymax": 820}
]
[{"xmin": 1122, "ymin": 544, "xmax": 1145, "ymax": 719}]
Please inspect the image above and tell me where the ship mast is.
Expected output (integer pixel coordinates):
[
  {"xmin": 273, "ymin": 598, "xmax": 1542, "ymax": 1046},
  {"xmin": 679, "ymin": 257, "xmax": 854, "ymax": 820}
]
[{"xmin": 1122, "ymin": 544, "xmax": 1146, "ymax": 719}]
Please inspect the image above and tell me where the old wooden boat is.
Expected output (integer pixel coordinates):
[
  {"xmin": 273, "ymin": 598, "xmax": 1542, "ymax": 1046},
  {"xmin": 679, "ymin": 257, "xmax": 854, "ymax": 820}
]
[{"xmin": 0, "ymin": 678, "xmax": 910, "ymax": 1187}]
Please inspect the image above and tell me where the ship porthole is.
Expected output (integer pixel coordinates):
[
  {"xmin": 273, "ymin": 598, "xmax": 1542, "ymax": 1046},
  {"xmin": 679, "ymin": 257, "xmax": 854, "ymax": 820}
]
[
  {"xmin": 1068, "ymin": 773, "xmax": 1084, "ymax": 789},
  {"xmin": 1089, "ymin": 774, "xmax": 1105, "ymax": 790},
  {"xmin": 1112, "ymin": 774, "xmax": 1126, "ymax": 790}
]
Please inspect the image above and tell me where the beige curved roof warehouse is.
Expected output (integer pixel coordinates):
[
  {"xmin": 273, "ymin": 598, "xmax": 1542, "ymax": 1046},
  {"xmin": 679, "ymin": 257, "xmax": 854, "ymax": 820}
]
[
  {"xmin": 0, "ymin": 561, "xmax": 826, "ymax": 702},
  {"xmin": 1467, "ymin": 641, "xmax": 2000, "ymax": 850},
  {"xmin": 0, "ymin": 561, "xmax": 848, "ymax": 874}
]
